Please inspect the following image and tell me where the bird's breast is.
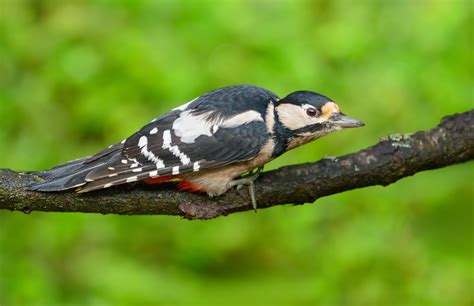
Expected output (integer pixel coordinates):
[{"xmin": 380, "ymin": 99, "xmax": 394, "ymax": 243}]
[{"xmin": 181, "ymin": 138, "xmax": 276, "ymax": 196}]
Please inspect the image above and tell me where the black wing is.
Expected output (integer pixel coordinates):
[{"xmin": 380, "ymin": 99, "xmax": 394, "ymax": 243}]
[{"xmin": 29, "ymin": 85, "xmax": 276, "ymax": 192}]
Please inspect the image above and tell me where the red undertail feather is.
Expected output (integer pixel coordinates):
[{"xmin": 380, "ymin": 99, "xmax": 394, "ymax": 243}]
[
  {"xmin": 177, "ymin": 180, "xmax": 204, "ymax": 193},
  {"xmin": 143, "ymin": 175, "xmax": 203, "ymax": 193},
  {"xmin": 143, "ymin": 175, "xmax": 176, "ymax": 185}
]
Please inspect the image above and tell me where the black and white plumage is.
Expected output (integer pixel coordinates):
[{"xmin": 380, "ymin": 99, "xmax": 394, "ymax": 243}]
[{"xmin": 30, "ymin": 85, "xmax": 364, "ymax": 199}]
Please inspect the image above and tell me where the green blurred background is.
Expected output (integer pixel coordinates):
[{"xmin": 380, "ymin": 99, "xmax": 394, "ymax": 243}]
[{"xmin": 0, "ymin": 0, "xmax": 473, "ymax": 305}]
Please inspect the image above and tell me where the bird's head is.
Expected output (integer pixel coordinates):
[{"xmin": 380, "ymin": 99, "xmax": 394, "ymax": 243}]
[{"xmin": 275, "ymin": 91, "xmax": 364, "ymax": 149}]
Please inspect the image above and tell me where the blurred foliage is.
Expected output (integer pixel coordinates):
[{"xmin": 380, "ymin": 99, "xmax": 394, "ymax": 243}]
[{"xmin": 0, "ymin": 0, "xmax": 473, "ymax": 305}]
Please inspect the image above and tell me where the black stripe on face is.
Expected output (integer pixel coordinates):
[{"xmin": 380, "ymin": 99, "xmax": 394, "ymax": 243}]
[
  {"xmin": 271, "ymin": 111, "xmax": 293, "ymax": 158},
  {"xmin": 292, "ymin": 123, "xmax": 325, "ymax": 135}
]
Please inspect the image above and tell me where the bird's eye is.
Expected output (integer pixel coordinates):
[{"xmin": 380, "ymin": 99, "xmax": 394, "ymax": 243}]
[{"xmin": 306, "ymin": 108, "xmax": 318, "ymax": 117}]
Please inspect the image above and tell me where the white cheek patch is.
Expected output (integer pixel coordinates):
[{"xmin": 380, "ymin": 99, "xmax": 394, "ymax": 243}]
[
  {"xmin": 277, "ymin": 103, "xmax": 329, "ymax": 131},
  {"xmin": 276, "ymin": 103, "xmax": 309, "ymax": 130}
]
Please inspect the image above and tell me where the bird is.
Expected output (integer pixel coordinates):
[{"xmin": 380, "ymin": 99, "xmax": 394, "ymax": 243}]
[{"xmin": 29, "ymin": 85, "xmax": 364, "ymax": 209}]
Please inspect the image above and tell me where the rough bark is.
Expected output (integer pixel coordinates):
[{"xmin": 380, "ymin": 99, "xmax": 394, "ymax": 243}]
[{"xmin": 1, "ymin": 110, "xmax": 473, "ymax": 220}]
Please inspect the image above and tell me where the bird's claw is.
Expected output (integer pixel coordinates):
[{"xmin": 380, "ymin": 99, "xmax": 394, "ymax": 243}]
[{"xmin": 229, "ymin": 166, "xmax": 264, "ymax": 212}]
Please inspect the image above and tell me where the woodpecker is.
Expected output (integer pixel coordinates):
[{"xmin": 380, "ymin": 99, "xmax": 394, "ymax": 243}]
[{"xmin": 30, "ymin": 85, "xmax": 364, "ymax": 209}]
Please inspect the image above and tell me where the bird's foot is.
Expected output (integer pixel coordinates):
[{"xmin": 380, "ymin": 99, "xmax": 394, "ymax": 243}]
[{"xmin": 229, "ymin": 167, "xmax": 263, "ymax": 212}]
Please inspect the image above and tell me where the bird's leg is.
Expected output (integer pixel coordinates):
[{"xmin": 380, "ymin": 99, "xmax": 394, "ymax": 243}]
[{"xmin": 228, "ymin": 166, "xmax": 264, "ymax": 212}]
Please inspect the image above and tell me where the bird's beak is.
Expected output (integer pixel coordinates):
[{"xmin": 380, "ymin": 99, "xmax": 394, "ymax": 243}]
[{"xmin": 329, "ymin": 113, "xmax": 365, "ymax": 128}]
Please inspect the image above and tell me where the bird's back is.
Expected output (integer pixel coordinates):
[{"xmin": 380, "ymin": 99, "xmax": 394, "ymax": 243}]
[{"xmin": 29, "ymin": 85, "xmax": 278, "ymax": 192}]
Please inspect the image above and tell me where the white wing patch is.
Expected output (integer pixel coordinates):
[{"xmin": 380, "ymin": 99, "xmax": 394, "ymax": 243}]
[
  {"xmin": 172, "ymin": 166, "xmax": 180, "ymax": 175},
  {"xmin": 172, "ymin": 110, "xmax": 216, "ymax": 143},
  {"xmin": 162, "ymin": 130, "xmax": 191, "ymax": 165},
  {"xmin": 138, "ymin": 136, "xmax": 165, "ymax": 169},
  {"xmin": 220, "ymin": 110, "xmax": 263, "ymax": 128},
  {"xmin": 193, "ymin": 161, "xmax": 200, "ymax": 172},
  {"xmin": 172, "ymin": 110, "xmax": 263, "ymax": 143}
]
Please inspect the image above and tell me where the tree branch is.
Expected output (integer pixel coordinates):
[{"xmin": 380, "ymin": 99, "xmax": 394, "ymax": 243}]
[{"xmin": 1, "ymin": 110, "xmax": 473, "ymax": 219}]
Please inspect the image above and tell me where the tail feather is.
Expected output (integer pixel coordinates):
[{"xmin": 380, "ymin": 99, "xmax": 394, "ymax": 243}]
[
  {"xmin": 29, "ymin": 161, "xmax": 106, "ymax": 191},
  {"xmin": 76, "ymin": 171, "xmax": 152, "ymax": 193},
  {"xmin": 29, "ymin": 174, "xmax": 87, "ymax": 191},
  {"xmin": 29, "ymin": 143, "xmax": 123, "ymax": 192},
  {"xmin": 32, "ymin": 157, "xmax": 87, "ymax": 180}
]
